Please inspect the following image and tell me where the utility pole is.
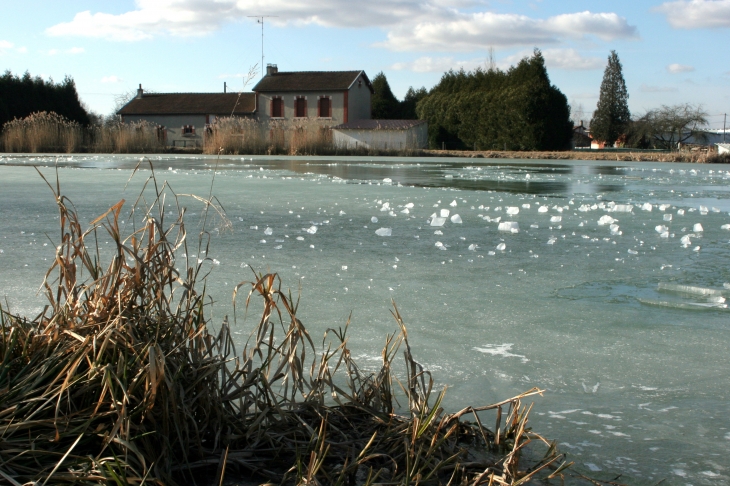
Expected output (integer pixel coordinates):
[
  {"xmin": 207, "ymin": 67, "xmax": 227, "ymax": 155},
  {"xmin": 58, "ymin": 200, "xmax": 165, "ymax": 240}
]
[
  {"xmin": 724, "ymin": 113, "xmax": 727, "ymax": 142},
  {"xmin": 248, "ymin": 16, "xmax": 278, "ymax": 78}
]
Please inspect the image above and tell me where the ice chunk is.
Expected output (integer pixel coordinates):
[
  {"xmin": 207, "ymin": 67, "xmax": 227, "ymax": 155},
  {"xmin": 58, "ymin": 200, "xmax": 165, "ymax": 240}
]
[
  {"xmin": 722, "ymin": 224, "xmax": 730, "ymax": 230},
  {"xmin": 401, "ymin": 208, "xmax": 410, "ymax": 214},
  {"xmin": 435, "ymin": 241, "xmax": 447, "ymax": 250},
  {"xmin": 371, "ymin": 216, "xmax": 378, "ymax": 223},
  {"xmin": 468, "ymin": 243, "xmax": 478, "ymax": 251},
  {"xmin": 522, "ymin": 204, "xmax": 531, "ymax": 209},
  {"xmin": 550, "ymin": 215, "xmax": 562, "ymax": 223},
  {"xmin": 680, "ymin": 234, "xmax": 692, "ymax": 248},
  {"xmin": 693, "ymin": 223, "xmax": 704, "ymax": 232},
  {"xmin": 538, "ymin": 206, "xmax": 549, "ymax": 213},
  {"xmin": 699, "ymin": 205, "xmax": 708, "ymax": 215},
  {"xmin": 641, "ymin": 203, "xmax": 653, "ymax": 211},
  {"xmin": 663, "ymin": 214, "xmax": 672, "ymax": 222},
  {"xmin": 450, "ymin": 214, "xmax": 462, "ymax": 224},
  {"xmin": 598, "ymin": 215, "xmax": 617, "ymax": 225},
  {"xmin": 382, "ymin": 178, "xmax": 393, "ymax": 185},
  {"xmin": 440, "ymin": 209, "xmax": 450, "ymax": 218},
  {"xmin": 296, "ymin": 236, "xmax": 305, "ymax": 241},
  {"xmin": 506, "ymin": 207, "xmax": 520, "ymax": 215},
  {"xmin": 434, "ymin": 230, "xmax": 443, "ymax": 235},
  {"xmin": 430, "ymin": 217, "xmax": 447, "ymax": 227},
  {"xmin": 450, "ymin": 200, "xmax": 457, "ymax": 207},
  {"xmin": 610, "ymin": 224, "xmax": 621, "ymax": 236},
  {"xmin": 405, "ymin": 202, "xmax": 414, "ymax": 208},
  {"xmin": 264, "ymin": 227, "xmax": 273, "ymax": 235},
  {"xmin": 339, "ymin": 210, "xmax": 346, "ymax": 216},
  {"xmin": 496, "ymin": 242, "xmax": 506, "ymax": 251},
  {"xmin": 306, "ymin": 226, "xmax": 318, "ymax": 234},
  {"xmin": 498, "ymin": 221, "xmax": 520, "ymax": 233},
  {"xmin": 677, "ymin": 209, "xmax": 685, "ymax": 216},
  {"xmin": 658, "ymin": 283, "xmax": 726, "ymax": 296},
  {"xmin": 547, "ymin": 237, "xmax": 557, "ymax": 245},
  {"xmin": 655, "ymin": 225, "xmax": 668, "ymax": 234},
  {"xmin": 628, "ymin": 249, "xmax": 639, "ymax": 255},
  {"xmin": 659, "ymin": 204, "xmax": 670, "ymax": 211},
  {"xmin": 375, "ymin": 228, "xmax": 392, "ymax": 237}
]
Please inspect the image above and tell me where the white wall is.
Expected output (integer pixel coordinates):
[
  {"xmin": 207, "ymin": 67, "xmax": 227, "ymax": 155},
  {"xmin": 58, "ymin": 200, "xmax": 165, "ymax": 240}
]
[{"xmin": 333, "ymin": 125, "xmax": 427, "ymax": 150}]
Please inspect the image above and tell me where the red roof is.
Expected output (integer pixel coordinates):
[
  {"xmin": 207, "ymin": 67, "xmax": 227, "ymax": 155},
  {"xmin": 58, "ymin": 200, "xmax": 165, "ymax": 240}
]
[
  {"xmin": 253, "ymin": 71, "xmax": 373, "ymax": 93},
  {"xmin": 118, "ymin": 93, "xmax": 256, "ymax": 116}
]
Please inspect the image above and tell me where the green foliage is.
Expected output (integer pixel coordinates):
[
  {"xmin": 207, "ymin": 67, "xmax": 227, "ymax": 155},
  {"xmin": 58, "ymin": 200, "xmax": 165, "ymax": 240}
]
[
  {"xmin": 0, "ymin": 70, "xmax": 91, "ymax": 128},
  {"xmin": 417, "ymin": 50, "xmax": 573, "ymax": 150},
  {"xmin": 400, "ymin": 86, "xmax": 428, "ymax": 119},
  {"xmin": 371, "ymin": 72, "xmax": 400, "ymax": 119},
  {"xmin": 590, "ymin": 51, "xmax": 630, "ymax": 145}
]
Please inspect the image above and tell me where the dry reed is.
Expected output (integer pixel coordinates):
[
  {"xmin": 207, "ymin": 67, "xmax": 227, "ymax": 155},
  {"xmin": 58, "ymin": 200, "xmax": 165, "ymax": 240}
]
[{"xmin": 0, "ymin": 164, "xmax": 619, "ymax": 485}]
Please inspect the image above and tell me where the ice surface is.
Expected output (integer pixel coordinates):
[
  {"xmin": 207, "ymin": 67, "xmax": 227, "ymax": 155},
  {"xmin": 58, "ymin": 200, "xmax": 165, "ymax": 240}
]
[
  {"xmin": 498, "ymin": 221, "xmax": 520, "ymax": 233},
  {"xmin": 506, "ymin": 207, "xmax": 520, "ymax": 215},
  {"xmin": 598, "ymin": 215, "xmax": 617, "ymax": 225},
  {"xmin": 693, "ymin": 223, "xmax": 704, "ymax": 232},
  {"xmin": 440, "ymin": 209, "xmax": 450, "ymax": 218},
  {"xmin": 450, "ymin": 214, "xmax": 462, "ymax": 224},
  {"xmin": 430, "ymin": 217, "xmax": 447, "ymax": 227},
  {"xmin": 375, "ymin": 228, "xmax": 392, "ymax": 237}
]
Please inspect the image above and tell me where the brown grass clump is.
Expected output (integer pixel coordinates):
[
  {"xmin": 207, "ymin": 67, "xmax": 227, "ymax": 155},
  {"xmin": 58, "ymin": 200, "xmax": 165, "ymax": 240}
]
[
  {"xmin": 1, "ymin": 111, "xmax": 83, "ymax": 153},
  {"xmin": 0, "ymin": 166, "xmax": 587, "ymax": 485}
]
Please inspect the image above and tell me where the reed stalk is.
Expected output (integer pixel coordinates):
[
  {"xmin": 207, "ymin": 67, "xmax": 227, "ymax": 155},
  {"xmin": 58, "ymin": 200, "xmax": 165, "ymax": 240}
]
[{"xmin": 0, "ymin": 165, "xmax": 600, "ymax": 485}]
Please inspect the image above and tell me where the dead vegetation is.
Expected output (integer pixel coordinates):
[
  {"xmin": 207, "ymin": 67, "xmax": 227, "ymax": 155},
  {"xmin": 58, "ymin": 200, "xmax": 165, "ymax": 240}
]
[{"xmin": 0, "ymin": 165, "xmax": 628, "ymax": 485}]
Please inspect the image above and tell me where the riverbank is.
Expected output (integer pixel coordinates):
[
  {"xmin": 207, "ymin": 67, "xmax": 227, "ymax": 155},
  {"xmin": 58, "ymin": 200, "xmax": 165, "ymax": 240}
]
[{"xmin": 423, "ymin": 149, "xmax": 730, "ymax": 163}]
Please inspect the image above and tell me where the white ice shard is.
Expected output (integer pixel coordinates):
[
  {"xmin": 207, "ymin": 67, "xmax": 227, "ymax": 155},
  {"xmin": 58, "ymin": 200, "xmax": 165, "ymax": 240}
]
[
  {"xmin": 664, "ymin": 214, "xmax": 673, "ymax": 222},
  {"xmin": 375, "ymin": 228, "xmax": 392, "ymax": 236},
  {"xmin": 498, "ymin": 221, "xmax": 520, "ymax": 233},
  {"xmin": 655, "ymin": 225, "xmax": 668, "ymax": 234},
  {"xmin": 550, "ymin": 215, "xmax": 562, "ymax": 223},
  {"xmin": 450, "ymin": 214, "xmax": 463, "ymax": 224},
  {"xmin": 382, "ymin": 178, "xmax": 393, "ymax": 185},
  {"xmin": 401, "ymin": 208, "xmax": 410, "ymax": 214},
  {"xmin": 468, "ymin": 243, "xmax": 478, "ymax": 251},
  {"xmin": 440, "ymin": 208, "xmax": 450, "ymax": 217},
  {"xmin": 538, "ymin": 206, "xmax": 549, "ymax": 213},
  {"xmin": 680, "ymin": 234, "xmax": 692, "ymax": 247},
  {"xmin": 405, "ymin": 202, "xmax": 414, "ymax": 208},
  {"xmin": 296, "ymin": 236, "xmax": 305, "ymax": 241},
  {"xmin": 722, "ymin": 224, "xmax": 730, "ymax": 230},
  {"xmin": 642, "ymin": 203, "xmax": 653, "ymax": 211},
  {"xmin": 522, "ymin": 204, "xmax": 531, "ymax": 209},
  {"xmin": 699, "ymin": 205, "xmax": 708, "ymax": 215},
  {"xmin": 677, "ymin": 209, "xmax": 685, "ymax": 216},
  {"xmin": 628, "ymin": 249, "xmax": 639, "ymax": 254},
  {"xmin": 496, "ymin": 242, "xmax": 506, "ymax": 251},
  {"xmin": 612, "ymin": 204, "xmax": 633, "ymax": 213},
  {"xmin": 450, "ymin": 200, "xmax": 457, "ymax": 207},
  {"xmin": 435, "ymin": 241, "xmax": 447, "ymax": 250},
  {"xmin": 306, "ymin": 226, "xmax": 318, "ymax": 234},
  {"xmin": 371, "ymin": 216, "xmax": 378, "ymax": 223},
  {"xmin": 693, "ymin": 223, "xmax": 704, "ymax": 232},
  {"xmin": 598, "ymin": 215, "xmax": 617, "ymax": 225},
  {"xmin": 430, "ymin": 217, "xmax": 447, "ymax": 227},
  {"xmin": 264, "ymin": 227, "xmax": 273, "ymax": 235},
  {"xmin": 610, "ymin": 224, "xmax": 621, "ymax": 235},
  {"xmin": 547, "ymin": 237, "xmax": 557, "ymax": 245},
  {"xmin": 339, "ymin": 210, "xmax": 346, "ymax": 216},
  {"xmin": 506, "ymin": 207, "xmax": 520, "ymax": 215},
  {"xmin": 434, "ymin": 230, "xmax": 443, "ymax": 235}
]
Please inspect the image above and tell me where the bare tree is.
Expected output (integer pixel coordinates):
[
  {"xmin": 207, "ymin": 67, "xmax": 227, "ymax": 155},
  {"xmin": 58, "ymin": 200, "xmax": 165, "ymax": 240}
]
[{"xmin": 630, "ymin": 103, "xmax": 709, "ymax": 149}]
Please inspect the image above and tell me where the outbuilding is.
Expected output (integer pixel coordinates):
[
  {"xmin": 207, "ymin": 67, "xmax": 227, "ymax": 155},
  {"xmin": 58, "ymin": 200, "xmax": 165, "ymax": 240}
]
[{"xmin": 332, "ymin": 119, "xmax": 428, "ymax": 150}]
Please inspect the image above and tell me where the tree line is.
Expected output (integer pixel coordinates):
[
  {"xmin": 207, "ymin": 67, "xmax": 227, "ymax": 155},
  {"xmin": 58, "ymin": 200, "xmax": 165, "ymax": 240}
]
[
  {"xmin": 0, "ymin": 70, "xmax": 91, "ymax": 128},
  {"xmin": 371, "ymin": 50, "xmax": 574, "ymax": 151}
]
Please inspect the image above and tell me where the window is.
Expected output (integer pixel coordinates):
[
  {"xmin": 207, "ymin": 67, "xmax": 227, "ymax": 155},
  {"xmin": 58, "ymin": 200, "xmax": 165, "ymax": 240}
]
[
  {"xmin": 181, "ymin": 125, "xmax": 195, "ymax": 136},
  {"xmin": 295, "ymin": 96, "xmax": 307, "ymax": 118},
  {"xmin": 318, "ymin": 97, "xmax": 331, "ymax": 118},
  {"xmin": 271, "ymin": 96, "xmax": 283, "ymax": 118}
]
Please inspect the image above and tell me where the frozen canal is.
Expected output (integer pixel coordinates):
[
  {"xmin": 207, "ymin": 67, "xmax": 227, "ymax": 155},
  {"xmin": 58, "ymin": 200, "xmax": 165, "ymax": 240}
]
[{"xmin": 1, "ymin": 154, "xmax": 730, "ymax": 485}]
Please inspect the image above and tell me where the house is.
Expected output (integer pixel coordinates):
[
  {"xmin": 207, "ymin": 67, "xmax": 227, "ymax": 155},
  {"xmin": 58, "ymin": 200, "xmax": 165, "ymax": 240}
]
[
  {"xmin": 332, "ymin": 120, "xmax": 428, "ymax": 150},
  {"xmin": 117, "ymin": 85, "xmax": 256, "ymax": 147},
  {"xmin": 572, "ymin": 121, "xmax": 591, "ymax": 149},
  {"xmin": 252, "ymin": 65, "xmax": 373, "ymax": 125},
  {"xmin": 717, "ymin": 143, "xmax": 730, "ymax": 155}
]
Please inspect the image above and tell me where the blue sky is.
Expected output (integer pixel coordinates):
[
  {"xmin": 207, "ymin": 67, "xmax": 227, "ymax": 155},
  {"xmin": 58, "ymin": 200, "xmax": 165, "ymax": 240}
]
[{"xmin": 1, "ymin": 0, "xmax": 729, "ymax": 127}]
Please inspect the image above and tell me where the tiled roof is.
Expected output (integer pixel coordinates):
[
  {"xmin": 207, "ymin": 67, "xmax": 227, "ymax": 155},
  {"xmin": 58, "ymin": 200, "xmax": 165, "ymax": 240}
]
[
  {"xmin": 333, "ymin": 120, "xmax": 426, "ymax": 130},
  {"xmin": 117, "ymin": 93, "xmax": 256, "ymax": 116},
  {"xmin": 253, "ymin": 71, "xmax": 373, "ymax": 93}
]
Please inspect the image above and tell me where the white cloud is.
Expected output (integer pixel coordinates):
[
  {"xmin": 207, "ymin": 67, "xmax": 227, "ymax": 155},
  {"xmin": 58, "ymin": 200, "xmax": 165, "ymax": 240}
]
[
  {"xmin": 667, "ymin": 63, "xmax": 695, "ymax": 73},
  {"xmin": 46, "ymin": 2, "xmax": 638, "ymax": 53},
  {"xmin": 0, "ymin": 40, "xmax": 13, "ymax": 54},
  {"xmin": 640, "ymin": 84, "xmax": 679, "ymax": 93},
  {"xmin": 656, "ymin": 0, "xmax": 730, "ymax": 29},
  {"xmin": 46, "ymin": 47, "xmax": 86, "ymax": 56},
  {"xmin": 498, "ymin": 48, "xmax": 603, "ymax": 71},
  {"xmin": 16, "ymin": 46, "xmax": 27, "ymax": 54},
  {"xmin": 69, "ymin": 47, "xmax": 85, "ymax": 54},
  {"xmin": 47, "ymin": 48, "xmax": 60, "ymax": 56},
  {"xmin": 378, "ymin": 11, "xmax": 638, "ymax": 52},
  {"xmin": 391, "ymin": 56, "xmax": 485, "ymax": 73},
  {"xmin": 101, "ymin": 75, "xmax": 123, "ymax": 83}
]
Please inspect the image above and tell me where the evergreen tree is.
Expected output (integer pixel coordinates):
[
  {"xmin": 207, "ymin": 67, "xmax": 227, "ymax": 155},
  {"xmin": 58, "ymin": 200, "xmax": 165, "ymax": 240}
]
[
  {"xmin": 399, "ymin": 86, "xmax": 428, "ymax": 120},
  {"xmin": 371, "ymin": 72, "xmax": 400, "ymax": 119},
  {"xmin": 590, "ymin": 51, "xmax": 630, "ymax": 146}
]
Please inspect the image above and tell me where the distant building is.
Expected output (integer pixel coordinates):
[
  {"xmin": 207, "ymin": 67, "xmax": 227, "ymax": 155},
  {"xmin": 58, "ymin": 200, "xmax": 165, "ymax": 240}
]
[
  {"xmin": 717, "ymin": 143, "xmax": 730, "ymax": 155},
  {"xmin": 252, "ymin": 65, "xmax": 373, "ymax": 125},
  {"xmin": 332, "ymin": 120, "xmax": 428, "ymax": 150},
  {"xmin": 572, "ymin": 121, "xmax": 591, "ymax": 149},
  {"xmin": 118, "ymin": 85, "xmax": 255, "ymax": 147}
]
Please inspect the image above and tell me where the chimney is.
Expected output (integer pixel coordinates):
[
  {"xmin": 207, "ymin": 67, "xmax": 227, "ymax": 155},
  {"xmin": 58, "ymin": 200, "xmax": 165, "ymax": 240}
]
[
  {"xmin": 266, "ymin": 64, "xmax": 278, "ymax": 76},
  {"xmin": 136, "ymin": 84, "xmax": 143, "ymax": 99},
  {"xmin": 224, "ymin": 82, "xmax": 227, "ymax": 93}
]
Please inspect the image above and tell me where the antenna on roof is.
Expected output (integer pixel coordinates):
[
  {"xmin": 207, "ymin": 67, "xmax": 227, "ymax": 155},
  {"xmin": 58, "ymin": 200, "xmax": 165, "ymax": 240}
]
[{"xmin": 248, "ymin": 16, "xmax": 278, "ymax": 79}]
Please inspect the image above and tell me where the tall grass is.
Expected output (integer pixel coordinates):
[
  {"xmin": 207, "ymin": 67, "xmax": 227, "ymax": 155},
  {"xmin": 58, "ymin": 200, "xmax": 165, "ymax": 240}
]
[
  {"xmin": 1, "ymin": 112, "xmax": 166, "ymax": 153},
  {"xmin": 0, "ymin": 165, "xmax": 588, "ymax": 485}
]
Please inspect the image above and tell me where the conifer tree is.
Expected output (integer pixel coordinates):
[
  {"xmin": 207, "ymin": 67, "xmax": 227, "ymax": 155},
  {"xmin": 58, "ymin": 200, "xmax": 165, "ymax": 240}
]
[
  {"xmin": 371, "ymin": 72, "xmax": 400, "ymax": 119},
  {"xmin": 590, "ymin": 51, "xmax": 630, "ymax": 146}
]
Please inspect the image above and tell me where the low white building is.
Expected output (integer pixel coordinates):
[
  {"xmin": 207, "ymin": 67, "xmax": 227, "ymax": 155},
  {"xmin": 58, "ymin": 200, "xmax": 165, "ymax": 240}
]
[
  {"xmin": 332, "ymin": 120, "xmax": 428, "ymax": 150},
  {"xmin": 717, "ymin": 143, "xmax": 730, "ymax": 154}
]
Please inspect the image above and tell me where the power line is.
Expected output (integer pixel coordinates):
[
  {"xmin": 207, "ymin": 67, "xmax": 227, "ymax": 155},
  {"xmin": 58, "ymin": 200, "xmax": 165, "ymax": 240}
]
[{"xmin": 248, "ymin": 16, "xmax": 278, "ymax": 79}]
